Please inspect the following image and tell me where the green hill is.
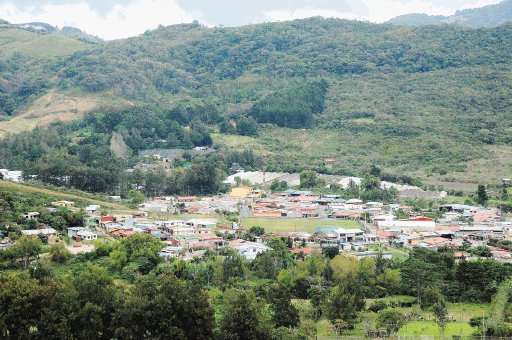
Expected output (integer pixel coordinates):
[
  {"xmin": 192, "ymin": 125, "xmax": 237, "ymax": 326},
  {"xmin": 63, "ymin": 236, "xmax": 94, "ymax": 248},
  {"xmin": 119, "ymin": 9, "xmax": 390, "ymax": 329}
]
[
  {"xmin": 0, "ymin": 18, "xmax": 512, "ymax": 184},
  {"xmin": 0, "ymin": 24, "xmax": 91, "ymax": 58},
  {"xmin": 388, "ymin": 0, "xmax": 512, "ymax": 28}
]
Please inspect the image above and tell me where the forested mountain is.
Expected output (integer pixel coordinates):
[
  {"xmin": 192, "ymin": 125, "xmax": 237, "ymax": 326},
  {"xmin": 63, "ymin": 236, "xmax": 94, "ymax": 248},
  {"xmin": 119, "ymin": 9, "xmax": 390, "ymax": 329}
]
[
  {"xmin": 388, "ymin": 0, "xmax": 512, "ymax": 28},
  {"xmin": 1, "ymin": 17, "xmax": 512, "ymax": 185}
]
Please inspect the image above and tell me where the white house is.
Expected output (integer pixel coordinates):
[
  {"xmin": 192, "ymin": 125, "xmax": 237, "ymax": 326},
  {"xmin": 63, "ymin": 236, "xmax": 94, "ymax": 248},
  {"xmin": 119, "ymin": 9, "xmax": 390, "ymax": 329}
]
[
  {"xmin": 85, "ymin": 205, "xmax": 101, "ymax": 215},
  {"xmin": 21, "ymin": 228, "xmax": 58, "ymax": 236},
  {"xmin": 229, "ymin": 240, "xmax": 272, "ymax": 260},
  {"xmin": 185, "ymin": 219, "xmax": 217, "ymax": 228},
  {"xmin": 0, "ymin": 169, "xmax": 23, "ymax": 182},
  {"xmin": 159, "ymin": 246, "xmax": 183, "ymax": 259},
  {"xmin": 77, "ymin": 230, "xmax": 98, "ymax": 241},
  {"xmin": 67, "ymin": 227, "xmax": 84, "ymax": 237},
  {"xmin": 377, "ymin": 220, "xmax": 436, "ymax": 231},
  {"xmin": 336, "ymin": 228, "xmax": 365, "ymax": 243}
]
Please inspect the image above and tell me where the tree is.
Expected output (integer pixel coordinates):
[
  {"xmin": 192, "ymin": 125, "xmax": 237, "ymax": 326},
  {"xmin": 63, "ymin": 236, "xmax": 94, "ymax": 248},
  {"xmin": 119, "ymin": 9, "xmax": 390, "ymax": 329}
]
[
  {"xmin": 219, "ymin": 289, "xmax": 272, "ymax": 340},
  {"xmin": 183, "ymin": 162, "xmax": 222, "ymax": 195},
  {"xmin": 420, "ymin": 287, "xmax": 443, "ymax": 309},
  {"xmin": 369, "ymin": 165, "xmax": 382, "ymax": 178},
  {"xmin": 377, "ymin": 308, "xmax": 406, "ymax": 335},
  {"xmin": 114, "ymin": 233, "xmax": 165, "ymax": 274},
  {"xmin": 249, "ymin": 226, "xmax": 265, "ymax": 236},
  {"xmin": 113, "ymin": 273, "xmax": 214, "ymax": 339},
  {"xmin": 268, "ymin": 284, "xmax": 299, "ymax": 328},
  {"xmin": 13, "ymin": 235, "xmax": 42, "ymax": 268},
  {"xmin": 300, "ymin": 170, "xmax": 322, "ymax": 188},
  {"xmin": 477, "ymin": 184, "xmax": 488, "ymax": 205},
  {"xmin": 269, "ymin": 180, "xmax": 288, "ymax": 192},
  {"xmin": 127, "ymin": 190, "xmax": 145, "ymax": 205},
  {"xmin": 362, "ymin": 175, "xmax": 381, "ymax": 191},
  {"xmin": 236, "ymin": 116, "xmax": 259, "ymax": 137},
  {"xmin": 49, "ymin": 243, "xmax": 71, "ymax": 263},
  {"xmin": 400, "ymin": 256, "xmax": 441, "ymax": 302},
  {"xmin": 68, "ymin": 264, "xmax": 119, "ymax": 339},
  {"xmin": 222, "ymin": 252, "xmax": 247, "ymax": 285},
  {"xmin": 327, "ymin": 277, "xmax": 365, "ymax": 326},
  {"xmin": 433, "ymin": 298, "xmax": 448, "ymax": 336},
  {"xmin": 502, "ymin": 187, "xmax": 510, "ymax": 201},
  {"xmin": 308, "ymin": 285, "xmax": 328, "ymax": 320},
  {"xmin": 462, "ymin": 238, "xmax": 471, "ymax": 251}
]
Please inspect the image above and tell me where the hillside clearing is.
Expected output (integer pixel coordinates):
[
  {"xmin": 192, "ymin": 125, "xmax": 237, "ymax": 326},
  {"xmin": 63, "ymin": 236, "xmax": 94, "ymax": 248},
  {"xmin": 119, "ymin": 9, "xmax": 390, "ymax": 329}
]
[
  {"xmin": 0, "ymin": 26, "xmax": 89, "ymax": 58},
  {"xmin": 0, "ymin": 91, "xmax": 131, "ymax": 137},
  {"xmin": 0, "ymin": 180, "xmax": 129, "ymax": 211}
]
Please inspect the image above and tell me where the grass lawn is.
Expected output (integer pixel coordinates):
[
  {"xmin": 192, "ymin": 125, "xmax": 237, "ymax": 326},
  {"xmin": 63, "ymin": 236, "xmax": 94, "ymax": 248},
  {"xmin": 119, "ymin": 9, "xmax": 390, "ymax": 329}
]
[
  {"xmin": 398, "ymin": 321, "xmax": 476, "ymax": 337},
  {"xmin": 0, "ymin": 180, "xmax": 129, "ymax": 211},
  {"xmin": 316, "ymin": 319, "xmax": 335, "ymax": 337},
  {"xmin": 426, "ymin": 303, "xmax": 490, "ymax": 323},
  {"xmin": 445, "ymin": 195, "xmax": 471, "ymax": 204},
  {"xmin": 240, "ymin": 217, "xmax": 360, "ymax": 233}
]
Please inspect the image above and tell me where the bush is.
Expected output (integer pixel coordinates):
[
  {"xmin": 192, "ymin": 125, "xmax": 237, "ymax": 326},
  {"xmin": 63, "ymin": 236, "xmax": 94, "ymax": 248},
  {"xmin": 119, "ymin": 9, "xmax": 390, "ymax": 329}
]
[
  {"xmin": 369, "ymin": 300, "xmax": 388, "ymax": 312},
  {"xmin": 49, "ymin": 243, "xmax": 71, "ymax": 263}
]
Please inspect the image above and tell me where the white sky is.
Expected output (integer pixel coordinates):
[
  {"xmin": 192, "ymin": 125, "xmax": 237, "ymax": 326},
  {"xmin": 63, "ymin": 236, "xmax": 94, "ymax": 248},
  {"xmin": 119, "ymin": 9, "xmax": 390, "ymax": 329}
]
[{"xmin": 0, "ymin": 0, "xmax": 503, "ymax": 40}]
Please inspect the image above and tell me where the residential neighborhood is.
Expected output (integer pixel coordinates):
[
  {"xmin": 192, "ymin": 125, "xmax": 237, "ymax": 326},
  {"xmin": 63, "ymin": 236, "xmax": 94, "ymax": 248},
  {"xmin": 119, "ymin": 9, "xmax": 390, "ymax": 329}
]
[{"xmin": 2, "ymin": 180, "xmax": 511, "ymax": 264}]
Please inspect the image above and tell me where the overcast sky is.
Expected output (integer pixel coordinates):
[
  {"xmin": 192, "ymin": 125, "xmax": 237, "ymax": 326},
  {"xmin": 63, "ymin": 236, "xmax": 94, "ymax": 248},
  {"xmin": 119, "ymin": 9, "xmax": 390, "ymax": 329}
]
[{"xmin": 0, "ymin": 0, "xmax": 502, "ymax": 40}]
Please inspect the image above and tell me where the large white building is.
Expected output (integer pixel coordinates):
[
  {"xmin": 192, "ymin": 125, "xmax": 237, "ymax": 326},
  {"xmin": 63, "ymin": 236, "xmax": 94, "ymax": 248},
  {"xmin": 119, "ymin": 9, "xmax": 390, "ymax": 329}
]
[
  {"xmin": 377, "ymin": 220, "xmax": 436, "ymax": 231},
  {"xmin": 0, "ymin": 169, "xmax": 23, "ymax": 182}
]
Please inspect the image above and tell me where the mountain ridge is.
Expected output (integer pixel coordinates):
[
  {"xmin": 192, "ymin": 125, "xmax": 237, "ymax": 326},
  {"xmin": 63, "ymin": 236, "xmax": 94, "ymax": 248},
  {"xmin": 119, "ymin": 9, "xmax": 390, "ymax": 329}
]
[
  {"xmin": 0, "ymin": 17, "xmax": 511, "ymax": 182},
  {"xmin": 388, "ymin": 0, "xmax": 512, "ymax": 27}
]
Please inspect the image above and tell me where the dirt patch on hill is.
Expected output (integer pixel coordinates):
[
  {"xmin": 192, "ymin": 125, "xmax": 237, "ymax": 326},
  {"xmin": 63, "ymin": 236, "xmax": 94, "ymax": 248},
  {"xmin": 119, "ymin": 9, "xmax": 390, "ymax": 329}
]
[
  {"xmin": 0, "ymin": 91, "xmax": 99, "ymax": 137},
  {"xmin": 110, "ymin": 132, "xmax": 132, "ymax": 159}
]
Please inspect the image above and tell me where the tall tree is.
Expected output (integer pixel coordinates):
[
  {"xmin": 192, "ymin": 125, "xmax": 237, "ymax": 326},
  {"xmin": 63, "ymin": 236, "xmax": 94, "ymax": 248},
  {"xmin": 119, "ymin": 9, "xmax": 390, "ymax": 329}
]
[
  {"xmin": 219, "ymin": 289, "xmax": 272, "ymax": 340},
  {"xmin": 13, "ymin": 235, "xmax": 42, "ymax": 268},
  {"xmin": 477, "ymin": 184, "xmax": 488, "ymax": 205},
  {"xmin": 327, "ymin": 276, "xmax": 365, "ymax": 326},
  {"xmin": 267, "ymin": 284, "xmax": 299, "ymax": 328}
]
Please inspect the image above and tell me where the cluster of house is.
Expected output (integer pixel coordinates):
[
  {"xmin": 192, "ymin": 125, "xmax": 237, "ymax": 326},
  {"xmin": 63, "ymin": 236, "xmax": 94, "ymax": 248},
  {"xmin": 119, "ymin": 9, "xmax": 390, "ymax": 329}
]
[
  {"xmin": 136, "ymin": 147, "xmax": 215, "ymax": 165},
  {"xmin": 224, "ymin": 171, "xmax": 448, "ymax": 200},
  {"xmin": 97, "ymin": 214, "xmax": 273, "ymax": 260},
  {"xmin": 135, "ymin": 184, "xmax": 447, "ymax": 222},
  {"xmin": 5, "ymin": 186, "xmax": 512, "ymax": 263}
]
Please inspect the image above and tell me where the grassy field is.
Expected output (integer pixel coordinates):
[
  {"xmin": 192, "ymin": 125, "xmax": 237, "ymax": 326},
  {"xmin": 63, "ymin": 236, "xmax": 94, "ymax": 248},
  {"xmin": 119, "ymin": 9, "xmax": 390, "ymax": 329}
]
[
  {"xmin": 398, "ymin": 321, "xmax": 475, "ymax": 337},
  {"xmin": 0, "ymin": 26, "xmax": 89, "ymax": 58},
  {"xmin": 240, "ymin": 217, "xmax": 360, "ymax": 233},
  {"xmin": 0, "ymin": 180, "xmax": 130, "ymax": 211},
  {"xmin": 315, "ymin": 300, "xmax": 487, "ymax": 338}
]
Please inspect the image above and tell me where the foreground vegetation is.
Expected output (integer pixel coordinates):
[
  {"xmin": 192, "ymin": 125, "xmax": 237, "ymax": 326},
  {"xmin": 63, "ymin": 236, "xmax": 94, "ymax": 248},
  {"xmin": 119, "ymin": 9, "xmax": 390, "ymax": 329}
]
[{"xmin": 2, "ymin": 224, "xmax": 512, "ymax": 339}]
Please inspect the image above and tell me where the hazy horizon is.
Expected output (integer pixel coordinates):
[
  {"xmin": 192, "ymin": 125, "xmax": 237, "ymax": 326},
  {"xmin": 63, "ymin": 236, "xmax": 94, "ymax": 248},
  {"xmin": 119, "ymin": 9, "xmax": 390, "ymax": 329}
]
[{"xmin": 0, "ymin": 0, "xmax": 504, "ymax": 39}]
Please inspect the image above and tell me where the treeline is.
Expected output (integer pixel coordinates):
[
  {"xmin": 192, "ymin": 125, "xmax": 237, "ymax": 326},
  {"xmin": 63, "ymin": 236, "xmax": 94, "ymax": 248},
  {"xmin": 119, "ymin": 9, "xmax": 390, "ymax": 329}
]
[
  {"xmin": 401, "ymin": 247, "xmax": 512, "ymax": 303},
  {"xmin": 0, "ymin": 53, "xmax": 51, "ymax": 116},
  {"xmin": 250, "ymin": 80, "xmax": 328, "ymax": 128},
  {"xmin": 84, "ymin": 105, "xmax": 212, "ymax": 150},
  {"xmin": 55, "ymin": 19, "xmax": 512, "ymax": 98},
  {"xmin": 0, "ymin": 101, "xmax": 224, "ymax": 194}
]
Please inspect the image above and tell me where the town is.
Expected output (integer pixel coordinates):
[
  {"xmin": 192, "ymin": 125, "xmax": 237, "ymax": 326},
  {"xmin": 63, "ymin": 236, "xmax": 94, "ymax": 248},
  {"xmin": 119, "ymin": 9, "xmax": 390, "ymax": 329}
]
[{"xmin": 2, "ymin": 170, "xmax": 511, "ymax": 264}]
